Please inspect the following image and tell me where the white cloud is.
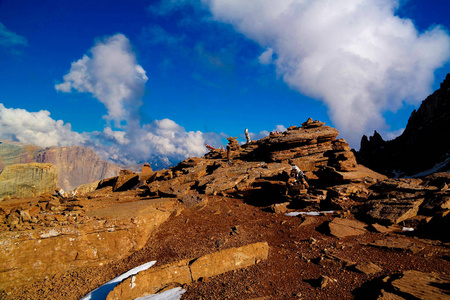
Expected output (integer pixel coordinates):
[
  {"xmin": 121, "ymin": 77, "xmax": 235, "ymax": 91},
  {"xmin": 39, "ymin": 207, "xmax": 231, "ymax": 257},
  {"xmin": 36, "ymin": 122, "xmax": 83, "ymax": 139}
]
[
  {"xmin": 53, "ymin": 33, "xmax": 219, "ymax": 167},
  {"xmin": 258, "ymin": 48, "xmax": 273, "ymax": 65},
  {"xmin": 0, "ymin": 101, "xmax": 215, "ymax": 166},
  {"xmin": 201, "ymin": 0, "xmax": 450, "ymax": 146},
  {"xmin": 0, "ymin": 104, "xmax": 85, "ymax": 147},
  {"xmin": 86, "ymin": 120, "xmax": 213, "ymax": 166},
  {"xmin": 55, "ymin": 34, "xmax": 148, "ymax": 126},
  {"xmin": 384, "ymin": 127, "xmax": 404, "ymax": 141}
]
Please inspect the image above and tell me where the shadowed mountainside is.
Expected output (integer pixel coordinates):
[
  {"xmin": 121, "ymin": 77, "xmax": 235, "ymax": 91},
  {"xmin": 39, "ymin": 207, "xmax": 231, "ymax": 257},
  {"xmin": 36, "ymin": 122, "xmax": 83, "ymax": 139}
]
[{"xmin": 357, "ymin": 73, "xmax": 450, "ymax": 177}]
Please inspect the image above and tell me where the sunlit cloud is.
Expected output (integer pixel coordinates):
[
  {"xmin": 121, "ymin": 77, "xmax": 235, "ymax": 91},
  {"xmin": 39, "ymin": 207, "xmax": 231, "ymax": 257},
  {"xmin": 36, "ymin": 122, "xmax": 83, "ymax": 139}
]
[
  {"xmin": 55, "ymin": 34, "xmax": 148, "ymax": 127},
  {"xmin": 200, "ymin": 0, "xmax": 450, "ymax": 146},
  {"xmin": 0, "ymin": 104, "xmax": 85, "ymax": 147}
]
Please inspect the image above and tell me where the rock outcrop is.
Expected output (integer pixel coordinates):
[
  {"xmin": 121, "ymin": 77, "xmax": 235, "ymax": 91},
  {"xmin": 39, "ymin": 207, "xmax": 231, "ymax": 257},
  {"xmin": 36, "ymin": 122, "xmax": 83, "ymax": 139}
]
[
  {"xmin": 357, "ymin": 73, "xmax": 450, "ymax": 176},
  {"xmin": 0, "ymin": 192, "xmax": 178, "ymax": 290},
  {"xmin": 0, "ymin": 163, "xmax": 57, "ymax": 200},
  {"xmin": 1, "ymin": 118, "xmax": 449, "ymax": 299},
  {"xmin": 106, "ymin": 242, "xmax": 269, "ymax": 300},
  {"xmin": 96, "ymin": 119, "xmax": 384, "ymax": 210}
]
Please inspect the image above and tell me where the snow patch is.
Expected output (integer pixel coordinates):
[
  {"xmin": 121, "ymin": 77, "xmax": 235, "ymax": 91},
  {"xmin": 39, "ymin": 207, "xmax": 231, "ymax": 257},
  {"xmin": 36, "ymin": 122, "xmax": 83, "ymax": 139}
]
[
  {"xmin": 130, "ymin": 275, "xmax": 136, "ymax": 289},
  {"xmin": 134, "ymin": 287, "xmax": 186, "ymax": 300},
  {"xmin": 411, "ymin": 155, "xmax": 450, "ymax": 178},
  {"xmin": 80, "ymin": 261, "xmax": 156, "ymax": 300},
  {"xmin": 285, "ymin": 211, "xmax": 334, "ymax": 217},
  {"xmin": 402, "ymin": 227, "xmax": 415, "ymax": 232}
]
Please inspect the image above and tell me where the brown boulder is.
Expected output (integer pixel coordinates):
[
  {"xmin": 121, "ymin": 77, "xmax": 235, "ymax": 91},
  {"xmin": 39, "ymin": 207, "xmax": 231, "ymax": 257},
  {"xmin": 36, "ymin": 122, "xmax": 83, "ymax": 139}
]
[{"xmin": 113, "ymin": 170, "xmax": 140, "ymax": 192}]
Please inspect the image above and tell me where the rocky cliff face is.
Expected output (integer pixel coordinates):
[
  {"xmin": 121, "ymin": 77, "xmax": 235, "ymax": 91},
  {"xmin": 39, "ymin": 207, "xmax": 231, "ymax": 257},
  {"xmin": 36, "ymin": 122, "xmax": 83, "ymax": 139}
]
[
  {"xmin": 35, "ymin": 146, "xmax": 123, "ymax": 191},
  {"xmin": 0, "ymin": 141, "xmax": 124, "ymax": 191},
  {"xmin": 0, "ymin": 163, "xmax": 57, "ymax": 200},
  {"xmin": 357, "ymin": 73, "xmax": 450, "ymax": 176}
]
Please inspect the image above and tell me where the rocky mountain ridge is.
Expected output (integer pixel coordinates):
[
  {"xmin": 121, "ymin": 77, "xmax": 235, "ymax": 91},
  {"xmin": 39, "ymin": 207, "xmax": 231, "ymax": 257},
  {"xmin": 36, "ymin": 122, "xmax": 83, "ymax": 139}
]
[{"xmin": 357, "ymin": 73, "xmax": 450, "ymax": 177}]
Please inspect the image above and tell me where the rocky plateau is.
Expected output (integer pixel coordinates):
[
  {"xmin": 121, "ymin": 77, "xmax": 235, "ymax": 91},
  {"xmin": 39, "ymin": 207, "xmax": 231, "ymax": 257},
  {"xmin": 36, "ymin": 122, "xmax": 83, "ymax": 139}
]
[{"xmin": 0, "ymin": 116, "xmax": 449, "ymax": 300}]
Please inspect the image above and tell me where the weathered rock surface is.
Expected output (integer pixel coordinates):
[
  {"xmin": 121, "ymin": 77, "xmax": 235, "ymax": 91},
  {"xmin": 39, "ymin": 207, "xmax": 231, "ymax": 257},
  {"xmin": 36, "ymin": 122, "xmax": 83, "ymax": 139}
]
[
  {"xmin": 0, "ymin": 194, "xmax": 179, "ymax": 290},
  {"xmin": 0, "ymin": 163, "xmax": 57, "ymax": 200},
  {"xmin": 356, "ymin": 175, "xmax": 450, "ymax": 228},
  {"xmin": 368, "ymin": 236, "xmax": 424, "ymax": 254},
  {"xmin": 353, "ymin": 262, "xmax": 382, "ymax": 275},
  {"xmin": 361, "ymin": 198, "xmax": 425, "ymax": 224},
  {"xmin": 328, "ymin": 218, "xmax": 368, "ymax": 238},
  {"xmin": 1, "ymin": 118, "xmax": 449, "ymax": 299},
  {"xmin": 106, "ymin": 242, "xmax": 269, "ymax": 300},
  {"xmin": 357, "ymin": 73, "xmax": 450, "ymax": 176},
  {"xmin": 390, "ymin": 270, "xmax": 450, "ymax": 299}
]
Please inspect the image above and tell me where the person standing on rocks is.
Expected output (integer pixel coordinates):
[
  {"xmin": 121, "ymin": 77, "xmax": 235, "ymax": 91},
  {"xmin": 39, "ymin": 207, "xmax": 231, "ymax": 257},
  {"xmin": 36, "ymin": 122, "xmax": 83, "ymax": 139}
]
[{"xmin": 245, "ymin": 128, "xmax": 251, "ymax": 144}]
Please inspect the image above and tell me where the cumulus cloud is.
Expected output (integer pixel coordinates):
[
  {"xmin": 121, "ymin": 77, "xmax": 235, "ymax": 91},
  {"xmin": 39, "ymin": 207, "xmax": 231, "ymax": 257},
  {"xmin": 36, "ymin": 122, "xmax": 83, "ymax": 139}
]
[
  {"xmin": 0, "ymin": 104, "xmax": 85, "ymax": 147},
  {"xmin": 55, "ymin": 34, "xmax": 148, "ymax": 126},
  {"xmin": 86, "ymin": 120, "xmax": 213, "ymax": 166},
  {"xmin": 201, "ymin": 0, "xmax": 450, "ymax": 146},
  {"xmin": 0, "ymin": 102, "xmax": 215, "ymax": 167},
  {"xmin": 53, "ymin": 33, "xmax": 217, "ymax": 167}
]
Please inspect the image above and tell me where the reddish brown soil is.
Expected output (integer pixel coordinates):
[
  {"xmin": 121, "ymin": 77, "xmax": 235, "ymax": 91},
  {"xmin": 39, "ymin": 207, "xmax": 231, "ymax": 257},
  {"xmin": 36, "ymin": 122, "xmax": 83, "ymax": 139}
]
[{"xmin": 2, "ymin": 195, "xmax": 449, "ymax": 300}]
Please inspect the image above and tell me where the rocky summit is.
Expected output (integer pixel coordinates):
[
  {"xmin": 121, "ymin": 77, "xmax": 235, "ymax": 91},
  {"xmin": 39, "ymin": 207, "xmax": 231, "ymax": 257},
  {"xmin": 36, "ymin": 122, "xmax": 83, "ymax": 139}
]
[{"xmin": 1, "ymin": 119, "xmax": 449, "ymax": 300}]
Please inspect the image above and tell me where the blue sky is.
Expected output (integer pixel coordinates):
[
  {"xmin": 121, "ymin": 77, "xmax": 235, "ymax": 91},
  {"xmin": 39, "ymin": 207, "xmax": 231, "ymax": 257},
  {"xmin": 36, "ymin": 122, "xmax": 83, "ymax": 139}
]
[{"xmin": 1, "ymin": 0, "xmax": 449, "ymax": 167}]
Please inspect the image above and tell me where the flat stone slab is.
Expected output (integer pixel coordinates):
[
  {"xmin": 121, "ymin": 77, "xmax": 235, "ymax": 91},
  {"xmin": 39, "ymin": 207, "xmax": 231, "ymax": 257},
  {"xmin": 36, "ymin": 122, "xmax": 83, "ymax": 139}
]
[
  {"xmin": 363, "ymin": 198, "xmax": 424, "ymax": 224},
  {"xmin": 391, "ymin": 270, "xmax": 450, "ymax": 299},
  {"xmin": 368, "ymin": 236, "xmax": 424, "ymax": 254},
  {"xmin": 354, "ymin": 262, "xmax": 382, "ymax": 275},
  {"xmin": 328, "ymin": 218, "xmax": 368, "ymax": 238},
  {"xmin": 107, "ymin": 241, "xmax": 269, "ymax": 300}
]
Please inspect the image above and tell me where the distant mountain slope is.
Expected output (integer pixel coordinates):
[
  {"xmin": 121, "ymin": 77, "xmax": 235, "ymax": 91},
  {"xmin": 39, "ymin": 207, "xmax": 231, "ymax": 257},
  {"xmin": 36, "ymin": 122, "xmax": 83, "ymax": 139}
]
[
  {"xmin": 0, "ymin": 141, "xmax": 124, "ymax": 190},
  {"xmin": 357, "ymin": 73, "xmax": 450, "ymax": 177},
  {"xmin": 35, "ymin": 146, "xmax": 123, "ymax": 191}
]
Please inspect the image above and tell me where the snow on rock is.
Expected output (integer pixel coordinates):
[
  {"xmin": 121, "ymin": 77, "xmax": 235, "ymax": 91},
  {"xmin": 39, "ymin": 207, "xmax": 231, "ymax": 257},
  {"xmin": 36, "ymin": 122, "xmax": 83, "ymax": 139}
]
[
  {"xmin": 134, "ymin": 287, "xmax": 186, "ymax": 300},
  {"xmin": 285, "ymin": 211, "xmax": 334, "ymax": 217},
  {"xmin": 80, "ymin": 261, "xmax": 156, "ymax": 300}
]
